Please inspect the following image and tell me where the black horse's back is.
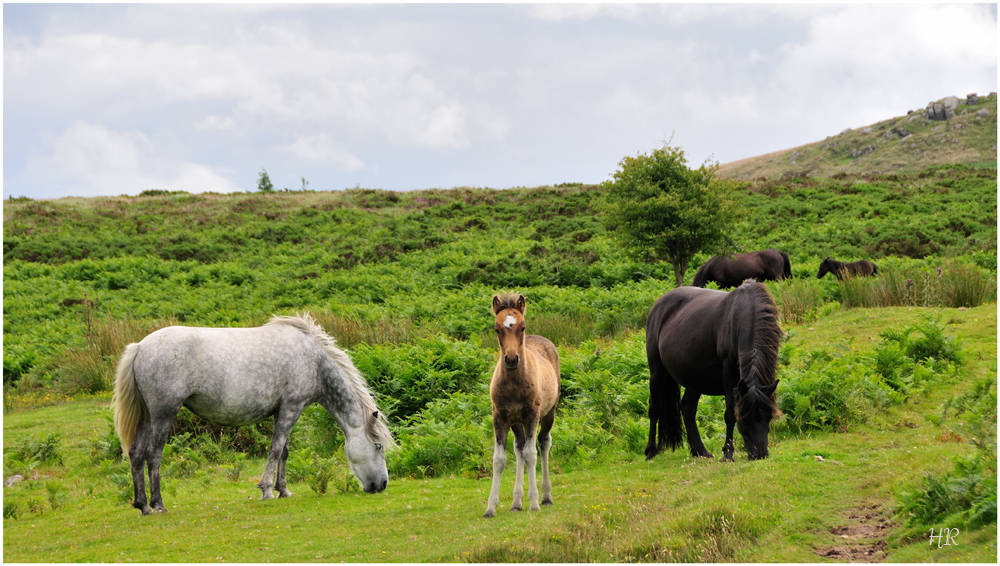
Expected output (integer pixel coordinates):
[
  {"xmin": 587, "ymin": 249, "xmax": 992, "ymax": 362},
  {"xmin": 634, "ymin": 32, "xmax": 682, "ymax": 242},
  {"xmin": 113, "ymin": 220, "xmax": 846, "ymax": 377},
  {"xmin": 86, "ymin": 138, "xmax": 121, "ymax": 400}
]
[{"xmin": 692, "ymin": 249, "xmax": 790, "ymax": 288}]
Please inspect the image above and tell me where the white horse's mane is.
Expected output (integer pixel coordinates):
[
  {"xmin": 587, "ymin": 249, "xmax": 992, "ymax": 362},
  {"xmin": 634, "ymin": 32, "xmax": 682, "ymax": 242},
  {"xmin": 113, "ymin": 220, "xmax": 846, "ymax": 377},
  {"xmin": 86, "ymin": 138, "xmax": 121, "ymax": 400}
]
[{"xmin": 266, "ymin": 313, "xmax": 396, "ymax": 448}]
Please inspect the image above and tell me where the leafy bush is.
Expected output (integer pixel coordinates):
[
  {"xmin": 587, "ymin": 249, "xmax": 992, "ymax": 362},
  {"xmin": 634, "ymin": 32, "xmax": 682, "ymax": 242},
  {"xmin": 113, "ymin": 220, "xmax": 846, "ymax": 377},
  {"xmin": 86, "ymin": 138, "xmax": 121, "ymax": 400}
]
[
  {"xmin": 778, "ymin": 317, "xmax": 964, "ymax": 432},
  {"xmin": 896, "ymin": 377, "xmax": 997, "ymax": 531},
  {"xmin": 5, "ymin": 433, "xmax": 64, "ymax": 467}
]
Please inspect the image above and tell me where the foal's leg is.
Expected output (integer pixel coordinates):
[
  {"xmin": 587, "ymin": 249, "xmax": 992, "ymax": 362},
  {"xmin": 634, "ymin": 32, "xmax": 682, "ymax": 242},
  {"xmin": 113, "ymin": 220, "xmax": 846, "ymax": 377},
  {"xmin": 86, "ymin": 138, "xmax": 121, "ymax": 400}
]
[
  {"xmin": 146, "ymin": 416, "xmax": 176, "ymax": 513},
  {"xmin": 522, "ymin": 416, "xmax": 541, "ymax": 512},
  {"xmin": 484, "ymin": 416, "xmax": 509, "ymax": 518},
  {"xmin": 275, "ymin": 444, "xmax": 292, "ymax": 498},
  {"xmin": 681, "ymin": 389, "xmax": 712, "ymax": 458},
  {"xmin": 259, "ymin": 406, "xmax": 304, "ymax": 500},
  {"xmin": 538, "ymin": 409, "xmax": 555, "ymax": 506},
  {"xmin": 510, "ymin": 424, "xmax": 527, "ymax": 511}
]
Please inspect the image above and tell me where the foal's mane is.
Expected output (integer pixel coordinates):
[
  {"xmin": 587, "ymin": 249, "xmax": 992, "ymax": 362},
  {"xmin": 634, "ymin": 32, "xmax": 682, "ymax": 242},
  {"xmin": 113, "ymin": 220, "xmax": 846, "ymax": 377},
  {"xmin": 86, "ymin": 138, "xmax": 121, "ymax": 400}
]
[
  {"xmin": 735, "ymin": 281, "xmax": 782, "ymax": 419},
  {"xmin": 266, "ymin": 314, "xmax": 396, "ymax": 448},
  {"xmin": 493, "ymin": 292, "xmax": 524, "ymax": 313}
]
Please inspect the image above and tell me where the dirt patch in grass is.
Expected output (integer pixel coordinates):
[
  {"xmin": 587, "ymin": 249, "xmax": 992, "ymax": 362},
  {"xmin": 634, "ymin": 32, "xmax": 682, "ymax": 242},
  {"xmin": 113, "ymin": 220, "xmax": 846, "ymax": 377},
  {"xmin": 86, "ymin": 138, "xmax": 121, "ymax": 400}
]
[{"xmin": 814, "ymin": 503, "xmax": 892, "ymax": 563}]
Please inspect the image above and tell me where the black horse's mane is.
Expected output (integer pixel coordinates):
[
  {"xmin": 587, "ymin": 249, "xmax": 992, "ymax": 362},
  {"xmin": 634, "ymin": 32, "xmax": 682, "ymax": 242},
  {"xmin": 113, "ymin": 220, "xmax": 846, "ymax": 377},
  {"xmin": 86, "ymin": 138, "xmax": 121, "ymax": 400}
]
[{"xmin": 735, "ymin": 281, "xmax": 782, "ymax": 419}]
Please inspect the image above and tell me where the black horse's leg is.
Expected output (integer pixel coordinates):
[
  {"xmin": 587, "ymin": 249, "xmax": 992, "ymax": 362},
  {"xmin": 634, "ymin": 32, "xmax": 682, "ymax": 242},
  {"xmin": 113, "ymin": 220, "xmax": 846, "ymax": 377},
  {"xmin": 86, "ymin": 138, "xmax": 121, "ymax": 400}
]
[
  {"xmin": 146, "ymin": 416, "xmax": 175, "ymax": 513},
  {"xmin": 258, "ymin": 405, "xmax": 303, "ymax": 500},
  {"xmin": 722, "ymin": 387, "xmax": 737, "ymax": 462},
  {"xmin": 681, "ymin": 389, "xmax": 712, "ymax": 458},
  {"xmin": 275, "ymin": 444, "xmax": 292, "ymax": 498},
  {"xmin": 129, "ymin": 418, "xmax": 154, "ymax": 515}
]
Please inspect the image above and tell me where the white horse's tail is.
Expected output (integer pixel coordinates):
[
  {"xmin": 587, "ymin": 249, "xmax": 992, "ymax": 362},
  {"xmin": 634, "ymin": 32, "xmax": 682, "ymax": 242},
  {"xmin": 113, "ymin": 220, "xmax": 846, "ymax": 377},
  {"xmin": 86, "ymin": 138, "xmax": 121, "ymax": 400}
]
[{"xmin": 112, "ymin": 342, "xmax": 144, "ymax": 458}]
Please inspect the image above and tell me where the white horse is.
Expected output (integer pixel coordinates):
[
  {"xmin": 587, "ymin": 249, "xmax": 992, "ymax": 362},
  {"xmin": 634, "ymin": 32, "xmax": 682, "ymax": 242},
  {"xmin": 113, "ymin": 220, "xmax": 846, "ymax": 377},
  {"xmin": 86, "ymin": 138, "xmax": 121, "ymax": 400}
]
[{"xmin": 113, "ymin": 314, "xmax": 395, "ymax": 515}]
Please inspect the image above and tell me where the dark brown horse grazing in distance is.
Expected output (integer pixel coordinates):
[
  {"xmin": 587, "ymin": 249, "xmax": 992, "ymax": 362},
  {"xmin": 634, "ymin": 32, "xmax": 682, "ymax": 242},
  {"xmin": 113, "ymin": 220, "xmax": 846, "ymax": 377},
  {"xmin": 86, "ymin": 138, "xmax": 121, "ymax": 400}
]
[
  {"xmin": 645, "ymin": 280, "xmax": 782, "ymax": 462},
  {"xmin": 692, "ymin": 248, "xmax": 791, "ymax": 288},
  {"xmin": 817, "ymin": 257, "xmax": 878, "ymax": 280},
  {"xmin": 484, "ymin": 292, "xmax": 560, "ymax": 518}
]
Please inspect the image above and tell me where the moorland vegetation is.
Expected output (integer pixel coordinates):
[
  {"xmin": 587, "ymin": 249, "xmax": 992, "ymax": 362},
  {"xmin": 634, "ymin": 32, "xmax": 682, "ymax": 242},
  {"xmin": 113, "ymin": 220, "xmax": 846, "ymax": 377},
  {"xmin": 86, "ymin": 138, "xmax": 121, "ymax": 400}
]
[{"xmin": 2, "ymin": 150, "xmax": 996, "ymax": 561}]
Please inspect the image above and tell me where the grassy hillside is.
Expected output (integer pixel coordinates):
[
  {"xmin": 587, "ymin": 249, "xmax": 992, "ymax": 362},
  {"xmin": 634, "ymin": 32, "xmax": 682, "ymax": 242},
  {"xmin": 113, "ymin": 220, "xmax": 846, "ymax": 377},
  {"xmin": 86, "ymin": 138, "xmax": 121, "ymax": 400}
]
[
  {"xmin": 2, "ymin": 306, "xmax": 995, "ymax": 562},
  {"xmin": 717, "ymin": 94, "xmax": 997, "ymax": 180},
  {"xmin": 3, "ymin": 158, "xmax": 996, "ymax": 561}
]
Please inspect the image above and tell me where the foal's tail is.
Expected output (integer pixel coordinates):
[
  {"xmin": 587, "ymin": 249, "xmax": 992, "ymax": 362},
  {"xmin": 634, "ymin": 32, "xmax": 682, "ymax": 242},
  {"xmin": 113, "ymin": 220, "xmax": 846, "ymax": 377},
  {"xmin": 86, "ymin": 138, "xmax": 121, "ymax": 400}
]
[{"xmin": 112, "ymin": 343, "xmax": 144, "ymax": 457}]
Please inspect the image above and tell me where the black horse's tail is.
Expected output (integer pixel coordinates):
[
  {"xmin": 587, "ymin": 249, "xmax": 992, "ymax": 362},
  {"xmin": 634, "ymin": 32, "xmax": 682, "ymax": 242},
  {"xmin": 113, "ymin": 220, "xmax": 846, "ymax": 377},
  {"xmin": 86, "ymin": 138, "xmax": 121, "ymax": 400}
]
[
  {"xmin": 780, "ymin": 251, "xmax": 792, "ymax": 280},
  {"xmin": 645, "ymin": 344, "xmax": 684, "ymax": 460},
  {"xmin": 691, "ymin": 259, "xmax": 712, "ymax": 288}
]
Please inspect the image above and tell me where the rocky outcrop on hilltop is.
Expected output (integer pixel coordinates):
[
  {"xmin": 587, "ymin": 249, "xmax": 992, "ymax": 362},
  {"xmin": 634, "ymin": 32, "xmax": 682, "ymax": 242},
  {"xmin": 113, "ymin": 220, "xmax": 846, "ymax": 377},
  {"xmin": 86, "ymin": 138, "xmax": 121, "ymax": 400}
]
[{"xmin": 716, "ymin": 93, "xmax": 997, "ymax": 181}]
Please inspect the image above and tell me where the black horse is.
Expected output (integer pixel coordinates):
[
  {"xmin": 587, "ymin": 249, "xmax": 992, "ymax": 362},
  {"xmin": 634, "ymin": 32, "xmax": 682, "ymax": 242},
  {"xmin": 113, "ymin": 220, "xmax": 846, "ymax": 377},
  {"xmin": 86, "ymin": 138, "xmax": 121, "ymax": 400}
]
[
  {"xmin": 692, "ymin": 249, "xmax": 791, "ymax": 288},
  {"xmin": 644, "ymin": 280, "xmax": 782, "ymax": 461},
  {"xmin": 817, "ymin": 257, "xmax": 878, "ymax": 280}
]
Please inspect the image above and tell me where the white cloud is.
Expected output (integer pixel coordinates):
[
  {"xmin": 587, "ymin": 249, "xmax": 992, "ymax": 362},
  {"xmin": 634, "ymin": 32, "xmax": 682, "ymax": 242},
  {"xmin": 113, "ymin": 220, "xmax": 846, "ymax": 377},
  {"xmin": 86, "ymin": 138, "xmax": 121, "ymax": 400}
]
[
  {"xmin": 274, "ymin": 134, "xmax": 366, "ymax": 171},
  {"xmin": 24, "ymin": 121, "xmax": 241, "ymax": 197}
]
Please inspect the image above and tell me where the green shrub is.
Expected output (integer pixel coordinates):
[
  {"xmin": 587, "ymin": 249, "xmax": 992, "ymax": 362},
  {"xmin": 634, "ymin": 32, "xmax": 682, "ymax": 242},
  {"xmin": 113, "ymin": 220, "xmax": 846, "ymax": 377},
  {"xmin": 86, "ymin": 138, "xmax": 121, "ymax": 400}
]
[
  {"xmin": 897, "ymin": 378, "xmax": 997, "ymax": 532},
  {"xmin": 5, "ymin": 433, "xmax": 63, "ymax": 467}
]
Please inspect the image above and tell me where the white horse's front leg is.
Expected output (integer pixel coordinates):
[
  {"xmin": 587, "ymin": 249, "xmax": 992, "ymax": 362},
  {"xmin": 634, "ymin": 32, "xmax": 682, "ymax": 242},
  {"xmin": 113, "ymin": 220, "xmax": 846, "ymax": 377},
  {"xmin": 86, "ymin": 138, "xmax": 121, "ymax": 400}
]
[{"xmin": 484, "ymin": 439, "xmax": 506, "ymax": 518}]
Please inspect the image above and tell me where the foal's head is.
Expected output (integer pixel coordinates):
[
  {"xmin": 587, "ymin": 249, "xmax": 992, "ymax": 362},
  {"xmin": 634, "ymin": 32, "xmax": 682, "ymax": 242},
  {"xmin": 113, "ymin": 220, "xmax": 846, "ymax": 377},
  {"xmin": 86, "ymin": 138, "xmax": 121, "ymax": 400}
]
[{"xmin": 492, "ymin": 293, "xmax": 526, "ymax": 371}]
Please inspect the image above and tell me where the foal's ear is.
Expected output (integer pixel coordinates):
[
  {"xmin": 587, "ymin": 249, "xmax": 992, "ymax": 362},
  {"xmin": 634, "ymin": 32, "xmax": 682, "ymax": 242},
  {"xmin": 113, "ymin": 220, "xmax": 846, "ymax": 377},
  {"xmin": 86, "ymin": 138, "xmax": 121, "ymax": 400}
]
[
  {"xmin": 514, "ymin": 294, "xmax": 526, "ymax": 315},
  {"xmin": 492, "ymin": 294, "xmax": 503, "ymax": 314},
  {"xmin": 762, "ymin": 380, "xmax": 779, "ymax": 395}
]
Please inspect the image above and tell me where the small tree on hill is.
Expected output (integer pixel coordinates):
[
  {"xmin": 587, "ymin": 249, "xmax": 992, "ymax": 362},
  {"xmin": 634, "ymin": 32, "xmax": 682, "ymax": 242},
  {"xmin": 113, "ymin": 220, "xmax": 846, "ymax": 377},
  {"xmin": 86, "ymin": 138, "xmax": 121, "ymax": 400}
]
[
  {"xmin": 600, "ymin": 144, "xmax": 743, "ymax": 287},
  {"xmin": 257, "ymin": 168, "xmax": 274, "ymax": 192}
]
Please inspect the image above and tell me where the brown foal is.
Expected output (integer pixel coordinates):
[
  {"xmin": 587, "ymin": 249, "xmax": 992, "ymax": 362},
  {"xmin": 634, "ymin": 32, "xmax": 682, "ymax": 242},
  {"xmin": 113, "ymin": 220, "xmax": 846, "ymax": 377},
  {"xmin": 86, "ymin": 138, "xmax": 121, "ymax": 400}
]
[{"xmin": 484, "ymin": 292, "xmax": 560, "ymax": 518}]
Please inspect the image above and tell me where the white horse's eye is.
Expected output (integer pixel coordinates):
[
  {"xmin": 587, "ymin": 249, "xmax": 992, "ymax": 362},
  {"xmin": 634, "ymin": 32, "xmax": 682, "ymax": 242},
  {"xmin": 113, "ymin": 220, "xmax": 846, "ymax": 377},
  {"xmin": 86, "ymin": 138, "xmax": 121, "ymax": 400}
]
[{"xmin": 375, "ymin": 443, "xmax": 383, "ymax": 451}]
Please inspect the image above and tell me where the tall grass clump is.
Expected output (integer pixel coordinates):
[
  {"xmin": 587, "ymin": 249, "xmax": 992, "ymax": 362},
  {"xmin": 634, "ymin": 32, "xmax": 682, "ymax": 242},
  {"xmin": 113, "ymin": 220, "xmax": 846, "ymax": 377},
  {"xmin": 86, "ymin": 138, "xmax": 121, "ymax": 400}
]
[
  {"xmin": 839, "ymin": 260, "xmax": 996, "ymax": 309},
  {"xmin": 768, "ymin": 278, "xmax": 839, "ymax": 325}
]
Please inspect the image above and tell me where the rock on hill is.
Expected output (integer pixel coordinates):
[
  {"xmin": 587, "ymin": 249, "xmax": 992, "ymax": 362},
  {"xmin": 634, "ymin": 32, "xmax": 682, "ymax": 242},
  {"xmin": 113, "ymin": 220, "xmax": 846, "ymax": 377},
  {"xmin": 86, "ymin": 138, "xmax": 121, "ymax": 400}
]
[{"xmin": 717, "ymin": 93, "xmax": 997, "ymax": 180}]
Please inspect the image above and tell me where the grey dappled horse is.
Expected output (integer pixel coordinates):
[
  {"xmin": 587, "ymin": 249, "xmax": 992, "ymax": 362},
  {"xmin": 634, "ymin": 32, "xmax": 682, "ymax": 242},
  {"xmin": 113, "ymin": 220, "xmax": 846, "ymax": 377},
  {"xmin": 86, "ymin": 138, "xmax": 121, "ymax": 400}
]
[{"xmin": 112, "ymin": 314, "xmax": 394, "ymax": 515}]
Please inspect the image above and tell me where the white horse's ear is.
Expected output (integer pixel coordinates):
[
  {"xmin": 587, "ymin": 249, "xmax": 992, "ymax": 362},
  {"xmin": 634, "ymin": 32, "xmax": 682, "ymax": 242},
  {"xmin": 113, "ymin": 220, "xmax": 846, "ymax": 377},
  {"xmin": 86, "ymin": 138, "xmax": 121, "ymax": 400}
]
[
  {"xmin": 370, "ymin": 411, "xmax": 379, "ymax": 422},
  {"xmin": 515, "ymin": 294, "xmax": 526, "ymax": 315},
  {"xmin": 492, "ymin": 294, "xmax": 503, "ymax": 314}
]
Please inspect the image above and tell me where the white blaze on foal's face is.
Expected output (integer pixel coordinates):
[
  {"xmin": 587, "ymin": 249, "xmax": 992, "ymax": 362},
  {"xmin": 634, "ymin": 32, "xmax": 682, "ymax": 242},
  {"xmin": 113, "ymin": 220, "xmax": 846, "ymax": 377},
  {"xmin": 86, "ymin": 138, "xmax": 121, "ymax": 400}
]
[{"xmin": 503, "ymin": 315, "xmax": 516, "ymax": 329}]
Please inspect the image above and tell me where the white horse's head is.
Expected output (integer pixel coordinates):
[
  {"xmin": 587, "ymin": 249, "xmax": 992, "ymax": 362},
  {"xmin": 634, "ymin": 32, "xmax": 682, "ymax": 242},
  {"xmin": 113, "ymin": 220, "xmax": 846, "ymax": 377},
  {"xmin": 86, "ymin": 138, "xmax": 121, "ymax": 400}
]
[{"xmin": 344, "ymin": 411, "xmax": 389, "ymax": 493}]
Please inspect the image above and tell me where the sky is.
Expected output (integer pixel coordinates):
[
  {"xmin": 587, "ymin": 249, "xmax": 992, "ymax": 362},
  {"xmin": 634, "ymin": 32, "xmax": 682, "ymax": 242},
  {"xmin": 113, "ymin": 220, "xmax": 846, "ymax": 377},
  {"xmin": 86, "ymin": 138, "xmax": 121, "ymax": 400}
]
[{"xmin": 3, "ymin": 3, "xmax": 997, "ymax": 200}]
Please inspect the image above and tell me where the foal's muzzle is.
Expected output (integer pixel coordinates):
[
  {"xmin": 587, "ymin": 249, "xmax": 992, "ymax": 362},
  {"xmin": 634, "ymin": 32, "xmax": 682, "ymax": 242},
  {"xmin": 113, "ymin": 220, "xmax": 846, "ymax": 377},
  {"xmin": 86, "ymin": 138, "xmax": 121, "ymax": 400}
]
[{"xmin": 504, "ymin": 354, "xmax": 519, "ymax": 370}]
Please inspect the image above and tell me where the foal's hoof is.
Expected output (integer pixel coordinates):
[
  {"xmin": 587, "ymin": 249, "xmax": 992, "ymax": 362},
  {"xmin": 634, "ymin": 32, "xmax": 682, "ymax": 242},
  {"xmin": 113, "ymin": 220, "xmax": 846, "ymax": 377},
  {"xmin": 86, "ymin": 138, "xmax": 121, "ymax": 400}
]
[
  {"xmin": 529, "ymin": 504, "xmax": 541, "ymax": 512},
  {"xmin": 510, "ymin": 505, "xmax": 522, "ymax": 512},
  {"xmin": 541, "ymin": 498, "xmax": 553, "ymax": 506},
  {"xmin": 259, "ymin": 490, "xmax": 274, "ymax": 500},
  {"xmin": 139, "ymin": 505, "xmax": 154, "ymax": 516},
  {"xmin": 721, "ymin": 455, "xmax": 735, "ymax": 463},
  {"xmin": 483, "ymin": 509, "xmax": 496, "ymax": 519},
  {"xmin": 278, "ymin": 488, "xmax": 293, "ymax": 499},
  {"xmin": 154, "ymin": 504, "xmax": 167, "ymax": 513}
]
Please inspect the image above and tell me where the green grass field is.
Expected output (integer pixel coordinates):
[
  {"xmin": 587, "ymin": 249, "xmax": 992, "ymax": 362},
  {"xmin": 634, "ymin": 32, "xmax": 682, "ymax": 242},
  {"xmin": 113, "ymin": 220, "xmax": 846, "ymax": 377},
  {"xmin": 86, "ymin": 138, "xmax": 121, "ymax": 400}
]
[{"xmin": 3, "ymin": 304, "xmax": 995, "ymax": 563}]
